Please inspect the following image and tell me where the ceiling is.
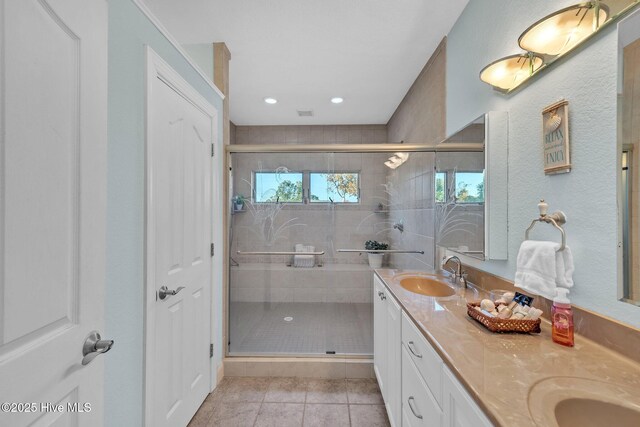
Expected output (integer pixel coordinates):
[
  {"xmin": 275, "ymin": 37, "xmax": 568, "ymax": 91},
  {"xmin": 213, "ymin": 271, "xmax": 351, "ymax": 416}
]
[{"xmin": 143, "ymin": 0, "xmax": 468, "ymax": 125}]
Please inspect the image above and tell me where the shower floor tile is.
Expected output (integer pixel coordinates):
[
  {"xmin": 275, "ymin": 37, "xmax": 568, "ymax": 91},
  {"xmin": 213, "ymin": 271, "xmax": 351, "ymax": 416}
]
[{"xmin": 229, "ymin": 302, "xmax": 373, "ymax": 355}]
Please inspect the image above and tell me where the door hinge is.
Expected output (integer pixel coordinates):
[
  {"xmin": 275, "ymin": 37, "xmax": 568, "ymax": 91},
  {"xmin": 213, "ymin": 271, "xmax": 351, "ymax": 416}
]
[
  {"xmin": 211, "ymin": 243, "xmax": 215, "ymax": 257},
  {"xmin": 210, "ymin": 343, "xmax": 214, "ymax": 358},
  {"xmin": 211, "ymin": 143, "xmax": 215, "ymax": 157}
]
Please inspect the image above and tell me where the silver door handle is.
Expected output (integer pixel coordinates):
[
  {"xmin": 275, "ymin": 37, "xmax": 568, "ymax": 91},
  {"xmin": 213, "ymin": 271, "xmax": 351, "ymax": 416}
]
[
  {"xmin": 408, "ymin": 396, "xmax": 423, "ymax": 419},
  {"xmin": 407, "ymin": 341, "xmax": 423, "ymax": 358},
  {"xmin": 158, "ymin": 285, "xmax": 185, "ymax": 300},
  {"xmin": 82, "ymin": 331, "xmax": 114, "ymax": 365}
]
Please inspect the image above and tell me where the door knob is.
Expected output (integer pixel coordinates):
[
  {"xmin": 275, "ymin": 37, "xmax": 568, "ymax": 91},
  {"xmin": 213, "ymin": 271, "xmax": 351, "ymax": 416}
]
[
  {"xmin": 82, "ymin": 331, "xmax": 114, "ymax": 365},
  {"xmin": 158, "ymin": 285, "xmax": 185, "ymax": 300}
]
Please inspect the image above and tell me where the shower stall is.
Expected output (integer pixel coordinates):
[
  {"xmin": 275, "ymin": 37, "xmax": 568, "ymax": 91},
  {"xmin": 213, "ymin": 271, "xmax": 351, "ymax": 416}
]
[{"xmin": 226, "ymin": 142, "xmax": 484, "ymax": 357}]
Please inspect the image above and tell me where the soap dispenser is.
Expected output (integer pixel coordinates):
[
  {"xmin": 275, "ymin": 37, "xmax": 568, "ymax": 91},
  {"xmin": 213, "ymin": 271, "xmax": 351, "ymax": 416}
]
[{"xmin": 551, "ymin": 288, "xmax": 574, "ymax": 347}]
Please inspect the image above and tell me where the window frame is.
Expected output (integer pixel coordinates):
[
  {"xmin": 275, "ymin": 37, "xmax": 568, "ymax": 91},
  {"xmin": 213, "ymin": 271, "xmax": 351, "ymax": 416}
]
[
  {"xmin": 252, "ymin": 170, "xmax": 305, "ymax": 204},
  {"xmin": 434, "ymin": 171, "xmax": 448, "ymax": 204},
  {"xmin": 308, "ymin": 171, "xmax": 361, "ymax": 204},
  {"xmin": 250, "ymin": 170, "xmax": 361, "ymax": 204},
  {"xmin": 453, "ymin": 170, "xmax": 485, "ymax": 205}
]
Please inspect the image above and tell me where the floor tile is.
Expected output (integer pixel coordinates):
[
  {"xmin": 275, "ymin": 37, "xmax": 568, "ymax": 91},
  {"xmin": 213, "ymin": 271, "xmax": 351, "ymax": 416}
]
[
  {"xmin": 302, "ymin": 404, "xmax": 350, "ymax": 427},
  {"xmin": 214, "ymin": 377, "xmax": 270, "ymax": 402},
  {"xmin": 207, "ymin": 402, "xmax": 260, "ymax": 426},
  {"xmin": 349, "ymin": 404, "xmax": 390, "ymax": 427},
  {"xmin": 346, "ymin": 379, "xmax": 384, "ymax": 404},
  {"xmin": 187, "ymin": 394, "xmax": 216, "ymax": 426},
  {"xmin": 254, "ymin": 403, "xmax": 304, "ymax": 427},
  {"xmin": 305, "ymin": 379, "xmax": 348, "ymax": 404},
  {"xmin": 264, "ymin": 377, "xmax": 308, "ymax": 403}
]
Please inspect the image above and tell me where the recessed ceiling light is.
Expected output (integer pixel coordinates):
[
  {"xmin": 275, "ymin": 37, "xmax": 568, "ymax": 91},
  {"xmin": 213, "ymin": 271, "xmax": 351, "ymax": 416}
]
[
  {"xmin": 264, "ymin": 97, "xmax": 278, "ymax": 104},
  {"xmin": 330, "ymin": 97, "xmax": 344, "ymax": 104}
]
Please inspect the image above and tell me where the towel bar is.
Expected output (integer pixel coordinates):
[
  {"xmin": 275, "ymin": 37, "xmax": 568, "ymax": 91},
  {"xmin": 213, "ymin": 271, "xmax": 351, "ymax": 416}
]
[
  {"xmin": 237, "ymin": 251, "xmax": 325, "ymax": 255},
  {"xmin": 524, "ymin": 200, "xmax": 567, "ymax": 251},
  {"xmin": 337, "ymin": 249, "xmax": 425, "ymax": 254}
]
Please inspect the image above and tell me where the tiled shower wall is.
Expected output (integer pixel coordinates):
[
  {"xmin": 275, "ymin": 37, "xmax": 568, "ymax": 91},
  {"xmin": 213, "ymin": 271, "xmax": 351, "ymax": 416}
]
[
  {"xmin": 384, "ymin": 152, "xmax": 437, "ymax": 270},
  {"xmin": 230, "ymin": 125, "xmax": 391, "ymax": 304},
  {"xmin": 233, "ymin": 124, "xmax": 387, "ymax": 145}
]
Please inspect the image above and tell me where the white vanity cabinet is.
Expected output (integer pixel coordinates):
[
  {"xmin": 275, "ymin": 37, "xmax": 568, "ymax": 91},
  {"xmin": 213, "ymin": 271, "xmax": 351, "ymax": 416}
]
[
  {"xmin": 373, "ymin": 275, "xmax": 402, "ymax": 427},
  {"xmin": 374, "ymin": 274, "xmax": 495, "ymax": 427},
  {"xmin": 442, "ymin": 367, "xmax": 493, "ymax": 427}
]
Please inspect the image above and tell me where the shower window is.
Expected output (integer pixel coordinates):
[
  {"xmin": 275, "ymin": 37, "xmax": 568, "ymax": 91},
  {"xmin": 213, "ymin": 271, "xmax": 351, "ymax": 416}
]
[
  {"xmin": 454, "ymin": 171, "xmax": 484, "ymax": 204},
  {"xmin": 253, "ymin": 171, "xmax": 303, "ymax": 203},
  {"xmin": 309, "ymin": 172, "xmax": 360, "ymax": 203},
  {"xmin": 435, "ymin": 172, "xmax": 447, "ymax": 203}
]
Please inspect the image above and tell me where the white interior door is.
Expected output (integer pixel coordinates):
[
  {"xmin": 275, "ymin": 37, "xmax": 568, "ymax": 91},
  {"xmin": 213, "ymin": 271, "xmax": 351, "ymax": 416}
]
[
  {"xmin": 0, "ymin": 0, "xmax": 108, "ymax": 426},
  {"xmin": 145, "ymin": 48, "xmax": 216, "ymax": 427}
]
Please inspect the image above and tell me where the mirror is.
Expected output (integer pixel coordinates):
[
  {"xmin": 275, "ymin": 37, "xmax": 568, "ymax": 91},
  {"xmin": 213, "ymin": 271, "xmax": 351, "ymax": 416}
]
[
  {"xmin": 618, "ymin": 7, "xmax": 640, "ymax": 305},
  {"xmin": 435, "ymin": 112, "xmax": 508, "ymax": 261}
]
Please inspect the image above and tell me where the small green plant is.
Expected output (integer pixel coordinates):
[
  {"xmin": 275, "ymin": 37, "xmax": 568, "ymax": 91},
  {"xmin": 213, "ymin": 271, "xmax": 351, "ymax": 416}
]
[
  {"xmin": 365, "ymin": 240, "xmax": 389, "ymax": 253},
  {"xmin": 232, "ymin": 194, "xmax": 246, "ymax": 205}
]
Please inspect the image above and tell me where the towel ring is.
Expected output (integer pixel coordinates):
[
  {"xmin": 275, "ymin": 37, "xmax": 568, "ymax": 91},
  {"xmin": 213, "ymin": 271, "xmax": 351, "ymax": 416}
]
[{"xmin": 524, "ymin": 200, "xmax": 567, "ymax": 252}]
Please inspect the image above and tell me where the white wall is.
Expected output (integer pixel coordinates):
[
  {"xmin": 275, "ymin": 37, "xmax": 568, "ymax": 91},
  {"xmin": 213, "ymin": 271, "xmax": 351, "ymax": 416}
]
[
  {"xmin": 183, "ymin": 43, "xmax": 214, "ymax": 78},
  {"xmin": 106, "ymin": 1, "xmax": 224, "ymax": 425},
  {"xmin": 447, "ymin": 0, "xmax": 640, "ymax": 327}
]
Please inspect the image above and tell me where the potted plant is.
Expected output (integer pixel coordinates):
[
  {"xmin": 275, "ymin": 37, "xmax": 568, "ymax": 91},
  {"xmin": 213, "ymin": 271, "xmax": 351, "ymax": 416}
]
[
  {"xmin": 232, "ymin": 194, "xmax": 246, "ymax": 211},
  {"xmin": 365, "ymin": 240, "xmax": 388, "ymax": 268}
]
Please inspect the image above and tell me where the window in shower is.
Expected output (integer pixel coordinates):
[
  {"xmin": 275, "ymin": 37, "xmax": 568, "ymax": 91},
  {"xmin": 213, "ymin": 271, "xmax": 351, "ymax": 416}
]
[
  {"xmin": 309, "ymin": 172, "xmax": 360, "ymax": 203},
  {"xmin": 435, "ymin": 171, "xmax": 447, "ymax": 203},
  {"xmin": 253, "ymin": 171, "xmax": 303, "ymax": 203},
  {"xmin": 454, "ymin": 171, "xmax": 484, "ymax": 204}
]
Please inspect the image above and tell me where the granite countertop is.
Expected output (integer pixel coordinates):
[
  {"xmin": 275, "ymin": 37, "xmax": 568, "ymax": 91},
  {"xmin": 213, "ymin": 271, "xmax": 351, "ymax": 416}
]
[{"xmin": 374, "ymin": 269, "xmax": 640, "ymax": 427}]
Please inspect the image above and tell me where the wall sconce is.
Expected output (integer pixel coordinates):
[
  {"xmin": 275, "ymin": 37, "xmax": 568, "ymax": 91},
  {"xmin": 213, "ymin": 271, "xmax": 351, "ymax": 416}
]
[
  {"xmin": 518, "ymin": 2, "xmax": 609, "ymax": 56},
  {"xmin": 479, "ymin": 53, "xmax": 544, "ymax": 91}
]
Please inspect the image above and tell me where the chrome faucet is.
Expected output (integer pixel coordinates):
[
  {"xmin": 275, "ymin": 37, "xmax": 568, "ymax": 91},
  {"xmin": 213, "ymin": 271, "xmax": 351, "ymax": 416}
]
[{"xmin": 441, "ymin": 255, "xmax": 468, "ymax": 288}]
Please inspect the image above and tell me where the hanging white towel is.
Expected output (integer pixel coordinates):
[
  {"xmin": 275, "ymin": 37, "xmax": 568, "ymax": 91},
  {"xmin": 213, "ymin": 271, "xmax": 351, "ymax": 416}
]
[
  {"xmin": 293, "ymin": 244, "xmax": 315, "ymax": 268},
  {"xmin": 514, "ymin": 240, "xmax": 574, "ymax": 300}
]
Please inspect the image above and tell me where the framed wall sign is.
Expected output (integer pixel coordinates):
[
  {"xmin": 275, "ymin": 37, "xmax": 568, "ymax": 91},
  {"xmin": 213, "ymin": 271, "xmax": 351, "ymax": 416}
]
[{"xmin": 542, "ymin": 99, "xmax": 571, "ymax": 175}]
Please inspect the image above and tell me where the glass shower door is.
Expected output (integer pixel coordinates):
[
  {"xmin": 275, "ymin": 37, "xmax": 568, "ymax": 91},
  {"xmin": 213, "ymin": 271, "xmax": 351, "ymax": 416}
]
[{"xmin": 228, "ymin": 152, "xmax": 381, "ymax": 356}]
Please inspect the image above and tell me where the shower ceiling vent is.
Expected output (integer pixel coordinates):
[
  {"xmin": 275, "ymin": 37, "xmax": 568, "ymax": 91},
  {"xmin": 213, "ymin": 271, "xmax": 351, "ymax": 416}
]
[{"xmin": 297, "ymin": 110, "xmax": 313, "ymax": 117}]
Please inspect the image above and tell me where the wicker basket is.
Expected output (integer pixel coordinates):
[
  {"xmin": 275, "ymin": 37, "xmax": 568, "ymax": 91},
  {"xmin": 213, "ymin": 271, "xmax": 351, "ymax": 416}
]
[{"xmin": 467, "ymin": 302, "xmax": 541, "ymax": 334}]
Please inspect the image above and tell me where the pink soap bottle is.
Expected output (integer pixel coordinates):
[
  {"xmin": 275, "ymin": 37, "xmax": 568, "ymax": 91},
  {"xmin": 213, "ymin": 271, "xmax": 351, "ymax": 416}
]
[{"xmin": 551, "ymin": 288, "xmax": 574, "ymax": 347}]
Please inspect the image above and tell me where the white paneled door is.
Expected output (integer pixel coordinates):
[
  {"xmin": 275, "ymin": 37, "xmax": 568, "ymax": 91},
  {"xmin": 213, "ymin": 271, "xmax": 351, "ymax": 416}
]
[
  {"xmin": 145, "ymin": 48, "xmax": 216, "ymax": 427},
  {"xmin": 0, "ymin": 0, "xmax": 108, "ymax": 426}
]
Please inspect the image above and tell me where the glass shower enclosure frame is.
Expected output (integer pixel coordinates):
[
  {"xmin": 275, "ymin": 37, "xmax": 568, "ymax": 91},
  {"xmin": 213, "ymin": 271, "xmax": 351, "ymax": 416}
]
[{"xmin": 224, "ymin": 142, "xmax": 483, "ymax": 358}]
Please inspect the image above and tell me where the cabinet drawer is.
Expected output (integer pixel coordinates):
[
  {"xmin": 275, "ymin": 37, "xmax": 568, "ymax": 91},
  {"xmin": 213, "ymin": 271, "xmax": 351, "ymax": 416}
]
[
  {"xmin": 402, "ymin": 345, "xmax": 442, "ymax": 427},
  {"xmin": 402, "ymin": 311, "xmax": 443, "ymax": 406}
]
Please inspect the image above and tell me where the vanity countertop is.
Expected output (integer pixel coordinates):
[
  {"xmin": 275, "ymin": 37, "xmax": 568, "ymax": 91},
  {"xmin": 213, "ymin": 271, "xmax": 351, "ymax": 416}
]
[{"xmin": 374, "ymin": 269, "xmax": 640, "ymax": 427}]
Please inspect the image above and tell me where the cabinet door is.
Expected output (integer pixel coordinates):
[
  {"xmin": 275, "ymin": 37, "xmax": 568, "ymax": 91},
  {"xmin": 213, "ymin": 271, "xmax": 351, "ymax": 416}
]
[
  {"xmin": 442, "ymin": 367, "xmax": 493, "ymax": 427},
  {"xmin": 373, "ymin": 275, "xmax": 387, "ymax": 395},
  {"xmin": 385, "ymin": 292, "xmax": 402, "ymax": 427},
  {"xmin": 402, "ymin": 346, "xmax": 443, "ymax": 427}
]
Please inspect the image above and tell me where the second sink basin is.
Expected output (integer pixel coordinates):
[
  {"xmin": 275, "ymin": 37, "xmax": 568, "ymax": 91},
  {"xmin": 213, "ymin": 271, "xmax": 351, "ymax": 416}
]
[
  {"xmin": 398, "ymin": 275, "xmax": 456, "ymax": 297},
  {"xmin": 555, "ymin": 398, "xmax": 640, "ymax": 427},
  {"xmin": 528, "ymin": 377, "xmax": 640, "ymax": 427}
]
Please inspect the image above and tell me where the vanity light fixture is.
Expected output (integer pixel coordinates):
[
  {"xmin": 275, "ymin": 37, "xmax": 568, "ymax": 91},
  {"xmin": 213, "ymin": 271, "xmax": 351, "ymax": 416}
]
[
  {"xmin": 264, "ymin": 97, "xmax": 278, "ymax": 104},
  {"xmin": 479, "ymin": 53, "xmax": 544, "ymax": 91},
  {"xmin": 518, "ymin": 2, "xmax": 609, "ymax": 56},
  {"xmin": 330, "ymin": 97, "xmax": 344, "ymax": 104}
]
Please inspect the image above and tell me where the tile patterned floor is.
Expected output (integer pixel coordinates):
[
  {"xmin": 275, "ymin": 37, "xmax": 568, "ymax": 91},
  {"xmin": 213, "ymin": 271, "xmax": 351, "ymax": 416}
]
[
  {"xmin": 188, "ymin": 377, "xmax": 390, "ymax": 427},
  {"xmin": 229, "ymin": 302, "xmax": 373, "ymax": 355}
]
